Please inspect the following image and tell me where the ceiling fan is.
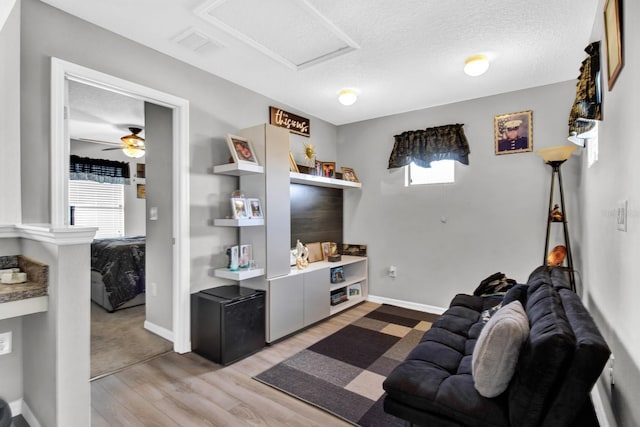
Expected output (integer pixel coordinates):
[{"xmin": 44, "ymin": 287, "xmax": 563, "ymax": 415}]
[{"xmin": 100, "ymin": 127, "xmax": 145, "ymax": 158}]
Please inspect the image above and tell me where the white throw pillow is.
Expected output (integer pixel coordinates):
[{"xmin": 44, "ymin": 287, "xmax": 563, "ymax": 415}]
[{"xmin": 472, "ymin": 300, "xmax": 530, "ymax": 398}]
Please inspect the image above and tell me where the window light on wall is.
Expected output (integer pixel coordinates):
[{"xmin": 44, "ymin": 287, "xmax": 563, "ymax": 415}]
[{"xmin": 405, "ymin": 160, "xmax": 455, "ymax": 186}]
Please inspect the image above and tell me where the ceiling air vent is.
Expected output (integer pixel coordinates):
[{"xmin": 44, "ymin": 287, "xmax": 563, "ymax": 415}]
[{"xmin": 172, "ymin": 27, "xmax": 221, "ymax": 53}]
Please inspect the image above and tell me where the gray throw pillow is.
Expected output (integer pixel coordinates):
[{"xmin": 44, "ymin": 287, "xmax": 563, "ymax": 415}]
[{"xmin": 472, "ymin": 300, "xmax": 530, "ymax": 397}]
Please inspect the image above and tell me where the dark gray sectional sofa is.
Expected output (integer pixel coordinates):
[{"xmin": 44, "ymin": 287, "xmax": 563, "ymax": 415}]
[{"xmin": 383, "ymin": 266, "xmax": 610, "ymax": 427}]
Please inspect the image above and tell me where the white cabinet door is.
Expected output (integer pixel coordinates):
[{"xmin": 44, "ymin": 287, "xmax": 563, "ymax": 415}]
[
  {"xmin": 303, "ymin": 269, "xmax": 330, "ymax": 326},
  {"xmin": 268, "ymin": 274, "xmax": 303, "ymax": 342}
]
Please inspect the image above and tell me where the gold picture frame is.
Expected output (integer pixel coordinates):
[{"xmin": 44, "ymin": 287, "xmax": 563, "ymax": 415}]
[
  {"xmin": 136, "ymin": 184, "xmax": 146, "ymax": 199},
  {"xmin": 494, "ymin": 110, "xmax": 533, "ymax": 155},
  {"xmin": 604, "ymin": 0, "xmax": 623, "ymax": 90},
  {"xmin": 341, "ymin": 167, "xmax": 359, "ymax": 182}
]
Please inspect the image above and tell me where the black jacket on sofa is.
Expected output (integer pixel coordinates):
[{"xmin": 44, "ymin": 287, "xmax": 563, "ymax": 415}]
[{"xmin": 382, "ymin": 266, "xmax": 610, "ymax": 427}]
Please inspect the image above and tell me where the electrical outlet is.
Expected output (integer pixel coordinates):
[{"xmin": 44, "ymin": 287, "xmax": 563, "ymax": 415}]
[
  {"xmin": 0, "ymin": 331, "xmax": 12, "ymax": 355},
  {"xmin": 150, "ymin": 282, "xmax": 158, "ymax": 297},
  {"xmin": 617, "ymin": 200, "xmax": 628, "ymax": 231},
  {"xmin": 389, "ymin": 265, "xmax": 397, "ymax": 278}
]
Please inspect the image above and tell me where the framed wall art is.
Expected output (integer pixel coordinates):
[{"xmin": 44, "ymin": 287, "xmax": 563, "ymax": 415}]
[
  {"xmin": 227, "ymin": 134, "xmax": 258, "ymax": 165},
  {"xmin": 136, "ymin": 184, "xmax": 146, "ymax": 199},
  {"xmin": 604, "ymin": 0, "xmax": 623, "ymax": 90},
  {"xmin": 494, "ymin": 110, "xmax": 533, "ymax": 155},
  {"xmin": 321, "ymin": 161, "xmax": 336, "ymax": 178}
]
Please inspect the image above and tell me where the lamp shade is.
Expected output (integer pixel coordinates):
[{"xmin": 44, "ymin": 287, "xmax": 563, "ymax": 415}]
[
  {"xmin": 536, "ymin": 145, "xmax": 577, "ymax": 163},
  {"xmin": 122, "ymin": 147, "xmax": 145, "ymax": 158}
]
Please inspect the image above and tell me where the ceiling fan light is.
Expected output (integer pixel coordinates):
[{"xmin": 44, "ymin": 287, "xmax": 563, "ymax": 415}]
[
  {"xmin": 464, "ymin": 55, "xmax": 489, "ymax": 76},
  {"xmin": 122, "ymin": 147, "xmax": 145, "ymax": 158},
  {"xmin": 338, "ymin": 89, "xmax": 357, "ymax": 106}
]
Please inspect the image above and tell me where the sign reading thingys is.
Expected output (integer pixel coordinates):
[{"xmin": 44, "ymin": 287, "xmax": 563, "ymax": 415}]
[{"xmin": 269, "ymin": 106, "xmax": 310, "ymax": 137}]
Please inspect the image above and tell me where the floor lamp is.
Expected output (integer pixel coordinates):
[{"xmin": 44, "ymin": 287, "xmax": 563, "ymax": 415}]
[{"xmin": 536, "ymin": 145, "xmax": 578, "ymax": 291}]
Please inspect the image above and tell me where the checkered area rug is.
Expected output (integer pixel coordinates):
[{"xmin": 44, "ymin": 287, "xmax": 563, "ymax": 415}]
[{"xmin": 254, "ymin": 304, "xmax": 439, "ymax": 426}]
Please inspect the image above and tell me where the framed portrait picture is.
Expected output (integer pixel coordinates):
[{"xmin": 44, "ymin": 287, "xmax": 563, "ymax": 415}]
[
  {"xmin": 288, "ymin": 152, "xmax": 299, "ymax": 173},
  {"xmin": 226, "ymin": 134, "xmax": 259, "ymax": 165},
  {"xmin": 231, "ymin": 197, "xmax": 249, "ymax": 219},
  {"xmin": 321, "ymin": 161, "xmax": 336, "ymax": 178},
  {"xmin": 341, "ymin": 167, "xmax": 359, "ymax": 182},
  {"xmin": 321, "ymin": 241, "xmax": 331, "ymax": 261},
  {"xmin": 136, "ymin": 163, "xmax": 145, "ymax": 179},
  {"xmin": 330, "ymin": 266, "xmax": 345, "ymax": 283},
  {"xmin": 604, "ymin": 0, "xmax": 623, "ymax": 90},
  {"xmin": 246, "ymin": 198, "xmax": 263, "ymax": 219},
  {"xmin": 494, "ymin": 110, "xmax": 533, "ymax": 155}
]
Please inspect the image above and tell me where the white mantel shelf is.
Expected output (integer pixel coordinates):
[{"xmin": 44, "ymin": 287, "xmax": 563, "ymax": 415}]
[
  {"xmin": 213, "ymin": 163, "xmax": 264, "ymax": 176},
  {"xmin": 214, "ymin": 218, "xmax": 264, "ymax": 227},
  {"xmin": 289, "ymin": 172, "xmax": 362, "ymax": 189}
]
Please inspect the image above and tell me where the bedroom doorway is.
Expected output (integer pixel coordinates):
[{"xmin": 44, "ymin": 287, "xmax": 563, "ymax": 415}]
[{"xmin": 50, "ymin": 58, "xmax": 191, "ymax": 358}]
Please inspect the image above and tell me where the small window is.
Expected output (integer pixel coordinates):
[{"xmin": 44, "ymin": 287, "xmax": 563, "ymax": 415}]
[
  {"xmin": 405, "ymin": 160, "xmax": 455, "ymax": 186},
  {"xmin": 69, "ymin": 180, "xmax": 125, "ymax": 238}
]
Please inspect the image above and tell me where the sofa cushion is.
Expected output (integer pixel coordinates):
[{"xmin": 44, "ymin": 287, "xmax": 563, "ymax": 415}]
[
  {"xmin": 472, "ymin": 300, "xmax": 530, "ymax": 397},
  {"xmin": 507, "ymin": 275, "xmax": 576, "ymax": 427},
  {"xmin": 540, "ymin": 288, "xmax": 611, "ymax": 426},
  {"xmin": 383, "ymin": 295, "xmax": 510, "ymax": 427}
]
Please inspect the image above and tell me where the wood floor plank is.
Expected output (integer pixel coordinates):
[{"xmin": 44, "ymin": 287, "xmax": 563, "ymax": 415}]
[{"xmin": 92, "ymin": 302, "xmax": 380, "ymax": 426}]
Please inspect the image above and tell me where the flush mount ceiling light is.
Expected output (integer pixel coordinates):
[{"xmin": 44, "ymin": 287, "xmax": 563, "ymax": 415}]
[
  {"xmin": 464, "ymin": 54, "xmax": 489, "ymax": 77},
  {"xmin": 338, "ymin": 89, "xmax": 358, "ymax": 106}
]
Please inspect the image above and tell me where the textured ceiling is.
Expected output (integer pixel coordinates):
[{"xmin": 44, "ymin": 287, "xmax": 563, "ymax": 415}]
[{"xmin": 43, "ymin": 0, "xmax": 599, "ymax": 127}]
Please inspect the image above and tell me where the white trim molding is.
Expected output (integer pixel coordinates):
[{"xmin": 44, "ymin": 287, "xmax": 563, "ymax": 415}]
[
  {"xmin": 50, "ymin": 57, "xmax": 191, "ymax": 354},
  {"xmin": 367, "ymin": 294, "xmax": 447, "ymax": 315},
  {"xmin": 144, "ymin": 320, "xmax": 175, "ymax": 342},
  {"xmin": 0, "ymin": 224, "xmax": 96, "ymax": 245}
]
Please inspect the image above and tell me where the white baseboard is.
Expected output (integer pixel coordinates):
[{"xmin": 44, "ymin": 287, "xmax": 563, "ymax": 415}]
[
  {"xmin": 9, "ymin": 399, "xmax": 42, "ymax": 427},
  {"xmin": 144, "ymin": 320, "xmax": 174, "ymax": 342},
  {"xmin": 367, "ymin": 295, "xmax": 447, "ymax": 315},
  {"xmin": 8, "ymin": 398, "xmax": 21, "ymax": 417},
  {"xmin": 591, "ymin": 383, "xmax": 610, "ymax": 427}
]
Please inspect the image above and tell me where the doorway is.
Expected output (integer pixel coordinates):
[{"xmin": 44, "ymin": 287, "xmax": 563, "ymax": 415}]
[{"xmin": 50, "ymin": 58, "xmax": 191, "ymax": 353}]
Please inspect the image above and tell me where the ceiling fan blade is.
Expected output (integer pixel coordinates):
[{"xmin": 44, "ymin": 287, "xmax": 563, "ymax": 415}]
[{"xmin": 102, "ymin": 146, "xmax": 126, "ymax": 151}]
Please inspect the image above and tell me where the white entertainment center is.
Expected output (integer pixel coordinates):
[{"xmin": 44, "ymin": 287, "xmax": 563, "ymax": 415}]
[{"xmin": 213, "ymin": 123, "xmax": 367, "ymax": 342}]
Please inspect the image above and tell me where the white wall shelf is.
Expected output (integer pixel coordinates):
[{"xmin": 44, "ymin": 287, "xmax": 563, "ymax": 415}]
[
  {"xmin": 214, "ymin": 218, "xmax": 264, "ymax": 227},
  {"xmin": 289, "ymin": 172, "xmax": 362, "ymax": 189},
  {"xmin": 214, "ymin": 267, "xmax": 264, "ymax": 281},
  {"xmin": 213, "ymin": 163, "xmax": 264, "ymax": 176},
  {"xmin": 0, "ymin": 296, "xmax": 48, "ymax": 321}
]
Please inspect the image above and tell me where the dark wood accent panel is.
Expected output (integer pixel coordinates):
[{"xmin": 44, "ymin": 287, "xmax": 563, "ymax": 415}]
[{"xmin": 290, "ymin": 183, "xmax": 343, "ymax": 248}]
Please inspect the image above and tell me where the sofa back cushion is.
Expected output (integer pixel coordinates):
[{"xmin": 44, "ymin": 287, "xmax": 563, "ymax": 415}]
[
  {"xmin": 507, "ymin": 277, "xmax": 576, "ymax": 427},
  {"xmin": 539, "ymin": 287, "xmax": 611, "ymax": 426}
]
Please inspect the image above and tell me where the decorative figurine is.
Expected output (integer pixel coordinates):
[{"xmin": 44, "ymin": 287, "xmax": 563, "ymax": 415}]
[
  {"xmin": 550, "ymin": 204, "xmax": 563, "ymax": 222},
  {"xmin": 295, "ymin": 239, "xmax": 309, "ymax": 270}
]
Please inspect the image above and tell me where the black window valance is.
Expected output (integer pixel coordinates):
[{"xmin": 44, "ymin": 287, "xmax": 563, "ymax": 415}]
[
  {"xmin": 69, "ymin": 155, "xmax": 130, "ymax": 185},
  {"xmin": 568, "ymin": 41, "xmax": 602, "ymax": 136},
  {"xmin": 388, "ymin": 123, "xmax": 470, "ymax": 169}
]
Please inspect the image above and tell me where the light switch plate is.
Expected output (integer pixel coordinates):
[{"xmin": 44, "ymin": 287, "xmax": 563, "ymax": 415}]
[
  {"xmin": 617, "ymin": 200, "xmax": 628, "ymax": 232},
  {"xmin": 0, "ymin": 331, "xmax": 12, "ymax": 355}
]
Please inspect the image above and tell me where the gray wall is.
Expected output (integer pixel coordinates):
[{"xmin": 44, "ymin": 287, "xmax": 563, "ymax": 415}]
[
  {"xmin": 580, "ymin": 0, "xmax": 640, "ymax": 425},
  {"xmin": 0, "ymin": 0, "xmax": 21, "ymax": 224},
  {"xmin": 19, "ymin": 0, "xmax": 337, "ymax": 298},
  {"xmin": 144, "ymin": 102, "xmax": 173, "ymax": 331},
  {"xmin": 0, "ymin": 239, "xmax": 21, "ymax": 404},
  {"xmin": 70, "ymin": 140, "xmax": 146, "ymax": 236},
  {"xmin": 338, "ymin": 81, "xmax": 578, "ymax": 309}
]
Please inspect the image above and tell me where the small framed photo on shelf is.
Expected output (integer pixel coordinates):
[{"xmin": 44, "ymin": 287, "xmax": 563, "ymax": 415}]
[
  {"xmin": 348, "ymin": 283, "xmax": 362, "ymax": 298},
  {"xmin": 321, "ymin": 242, "xmax": 331, "ymax": 261},
  {"xmin": 246, "ymin": 198, "xmax": 263, "ymax": 219},
  {"xmin": 239, "ymin": 244, "xmax": 252, "ymax": 269},
  {"xmin": 227, "ymin": 134, "xmax": 259, "ymax": 165},
  {"xmin": 330, "ymin": 266, "xmax": 345, "ymax": 283},
  {"xmin": 321, "ymin": 161, "xmax": 336, "ymax": 178},
  {"xmin": 231, "ymin": 198, "xmax": 249, "ymax": 219},
  {"xmin": 341, "ymin": 167, "xmax": 359, "ymax": 182}
]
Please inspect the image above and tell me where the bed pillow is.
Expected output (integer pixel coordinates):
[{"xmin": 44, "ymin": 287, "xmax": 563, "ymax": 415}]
[{"xmin": 472, "ymin": 300, "xmax": 530, "ymax": 397}]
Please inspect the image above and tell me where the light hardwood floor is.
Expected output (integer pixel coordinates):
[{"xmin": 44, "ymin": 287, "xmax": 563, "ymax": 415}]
[{"xmin": 91, "ymin": 301, "xmax": 381, "ymax": 426}]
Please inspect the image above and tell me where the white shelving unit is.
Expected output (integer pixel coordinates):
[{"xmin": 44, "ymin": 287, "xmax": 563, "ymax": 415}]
[
  {"xmin": 289, "ymin": 172, "xmax": 362, "ymax": 189},
  {"xmin": 213, "ymin": 218, "xmax": 264, "ymax": 227},
  {"xmin": 213, "ymin": 163, "xmax": 264, "ymax": 176},
  {"xmin": 214, "ymin": 267, "xmax": 265, "ymax": 281}
]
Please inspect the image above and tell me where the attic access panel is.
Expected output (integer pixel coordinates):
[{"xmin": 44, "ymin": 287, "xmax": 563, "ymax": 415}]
[{"xmin": 195, "ymin": 0, "xmax": 359, "ymax": 70}]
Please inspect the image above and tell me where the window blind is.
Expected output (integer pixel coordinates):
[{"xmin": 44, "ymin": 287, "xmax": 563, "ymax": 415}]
[{"xmin": 69, "ymin": 180, "xmax": 124, "ymax": 238}]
